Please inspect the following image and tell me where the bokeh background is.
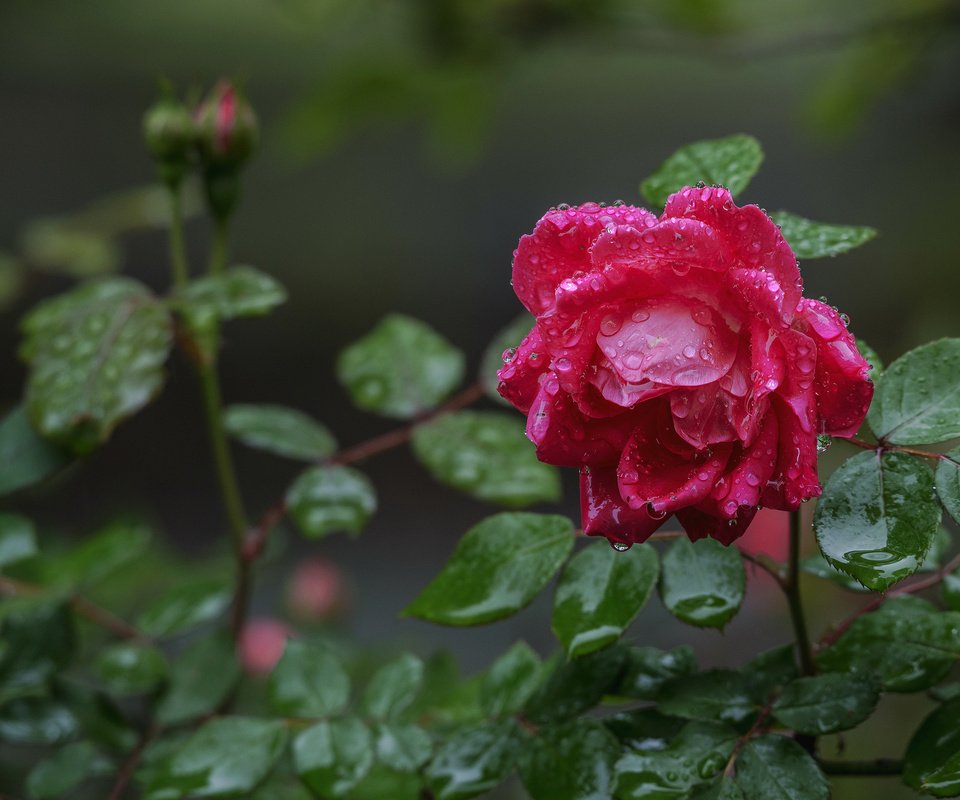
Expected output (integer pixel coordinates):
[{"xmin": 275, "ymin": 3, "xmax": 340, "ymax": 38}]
[{"xmin": 1, "ymin": 1, "xmax": 959, "ymax": 797}]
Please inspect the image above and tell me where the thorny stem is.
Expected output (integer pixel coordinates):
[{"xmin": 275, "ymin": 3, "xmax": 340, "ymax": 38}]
[{"xmin": 786, "ymin": 510, "xmax": 817, "ymax": 677}]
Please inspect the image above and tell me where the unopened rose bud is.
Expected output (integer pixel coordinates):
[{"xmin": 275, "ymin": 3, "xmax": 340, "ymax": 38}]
[
  {"xmin": 143, "ymin": 91, "xmax": 194, "ymax": 187},
  {"xmin": 237, "ymin": 616, "xmax": 293, "ymax": 676},
  {"xmin": 287, "ymin": 558, "xmax": 350, "ymax": 622},
  {"xmin": 194, "ymin": 81, "xmax": 259, "ymax": 171}
]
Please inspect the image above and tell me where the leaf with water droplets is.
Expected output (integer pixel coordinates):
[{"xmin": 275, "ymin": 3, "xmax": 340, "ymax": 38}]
[
  {"xmin": 855, "ymin": 338, "xmax": 884, "ymax": 378},
  {"xmin": 362, "ymin": 653, "xmax": 423, "ymax": 721},
  {"xmin": 286, "ymin": 465, "xmax": 377, "ymax": 539},
  {"xmin": 935, "ymin": 448, "xmax": 960, "ymax": 526},
  {"xmin": 520, "ymin": 719, "xmax": 620, "ymax": 800},
  {"xmin": 868, "ymin": 338, "xmax": 960, "ymax": 445},
  {"xmin": 404, "ymin": 513, "xmax": 574, "ymax": 626},
  {"xmin": 20, "ymin": 278, "xmax": 173, "ymax": 454},
  {"xmin": 26, "ymin": 740, "xmax": 110, "ymax": 799},
  {"xmin": 0, "ymin": 405, "xmax": 70, "ymax": 496},
  {"xmin": 771, "ymin": 674, "xmax": 878, "ymax": 735},
  {"xmin": 269, "ymin": 640, "xmax": 351, "ymax": 717},
  {"xmin": 734, "ymin": 735, "xmax": 828, "ymax": 800},
  {"xmin": 176, "ymin": 265, "xmax": 287, "ymax": 321},
  {"xmin": 156, "ymin": 634, "xmax": 240, "ymax": 725},
  {"xmin": 0, "ymin": 513, "xmax": 37, "ymax": 569},
  {"xmin": 337, "ymin": 314, "xmax": 465, "ymax": 419},
  {"xmin": 769, "ymin": 211, "xmax": 875, "ymax": 259},
  {"xmin": 616, "ymin": 645, "xmax": 697, "ymax": 700},
  {"xmin": 814, "ymin": 451, "xmax": 940, "ymax": 591},
  {"xmin": 551, "ymin": 540, "xmax": 658, "ymax": 658},
  {"xmin": 224, "ymin": 404, "xmax": 336, "ymax": 461},
  {"xmin": 480, "ymin": 313, "xmax": 535, "ymax": 405},
  {"xmin": 294, "ymin": 717, "xmax": 373, "ymax": 798},
  {"xmin": 94, "ymin": 642, "xmax": 168, "ymax": 696},
  {"xmin": 136, "ymin": 578, "xmax": 232, "ymax": 637},
  {"xmin": 480, "ymin": 642, "xmax": 542, "ymax": 718},
  {"xmin": 615, "ymin": 720, "xmax": 738, "ymax": 800},
  {"xmin": 523, "ymin": 646, "xmax": 628, "ymax": 725},
  {"xmin": 641, "ymin": 134, "xmax": 763, "ymax": 209},
  {"xmin": 656, "ymin": 670, "xmax": 758, "ymax": 729},
  {"xmin": 412, "ymin": 411, "xmax": 560, "ymax": 508},
  {"xmin": 904, "ymin": 697, "xmax": 960, "ymax": 796},
  {"xmin": 659, "ymin": 537, "xmax": 745, "ymax": 629},
  {"xmin": 426, "ymin": 720, "xmax": 525, "ymax": 800},
  {"xmin": 817, "ymin": 596, "xmax": 960, "ymax": 692}
]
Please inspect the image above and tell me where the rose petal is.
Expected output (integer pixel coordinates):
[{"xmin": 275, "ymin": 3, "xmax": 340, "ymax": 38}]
[
  {"xmin": 512, "ymin": 203, "xmax": 657, "ymax": 315},
  {"xmin": 670, "ymin": 383, "xmax": 743, "ymax": 449},
  {"xmin": 581, "ymin": 465, "xmax": 665, "ymax": 546},
  {"xmin": 497, "ymin": 326, "xmax": 548, "ymax": 414},
  {"xmin": 676, "ymin": 505, "xmax": 758, "ymax": 546},
  {"xmin": 761, "ymin": 398, "xmax": 821, "ymax": 511},
  {"xmin": 729, "ymin": 267, "xmax": 791, "ymax": 328},
  {"xmin": 590, "ymin": 217, "xmax": 729, "ymax": 275},
  {"xmin": 796, "ymin": 299, "xmax": 873, "ymax": 436}
]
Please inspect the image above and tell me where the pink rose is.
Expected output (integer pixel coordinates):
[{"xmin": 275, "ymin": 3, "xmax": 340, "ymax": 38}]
[
  {"xmin": 498, "ymin": 187, "xmax": 873, "ymax": 547},
  {"xmin": 237, "ymin": 617, "xmax": 293, "ymax": 676}
]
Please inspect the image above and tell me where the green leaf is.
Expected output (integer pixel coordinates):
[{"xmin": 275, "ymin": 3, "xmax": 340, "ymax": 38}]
[
  {"xmin": 868, "ymin": 339, "xmax": 960, "ymax": 445},
  {"xmin": 740, "ymin": 645, "xmax": 799, "ymax": 704},
  {"xmin": 136, "ymin": 578, "xmax": 232, "ymax": 637},
  {"xmin": 659, "ymin": 537, "xmax": 745, "ymax": 628},
  {"xmin": 657, "ymin": 670, "xmax": 757, "ymax": 729},
  {"xmin": 26, "ymin": 740, "xmax": 109, "ymax": 799},
  {"xmin": 479, "ymin": 313, "xmax": 535, "ymax": 405},
  {"xmin": 552, "ymin": 541, "xmax": 658, "ymax": 658},
  {"xmin": 223, "ymin": 404, "xmax": 336, "ymax": 461},
  {"xmin": 734, "ymin": 735, "xmax": 828, "ymax": 800},
  {"xmin": 374, "ymin": 722, "xmax": 433, "ymax": 771},
  {"xmin": 641, "ymin": 135, "xmax": 763, "ymax": 209},
  {"xmin": 426, "ymin": 719, "xmax": 525, "ymax": 800},
  {"xmin": 42, "ymin": 519, "xmax": 152, "ymax": 589},
  {"xmin": 95, "ymin": 642, "xmax": 168, "ymax": 695},
  {"xmin": 350, "ymin": 763, "xmax": 424, "ymax": 800},
  {"xmin": 523, "ymin": 646, "xmax": 627, "ymax": 725},
  {"xmin": 769, "ymin": 211, "xmax": 875, "ymax": 259},
  {"xmin": 616, "ymin": 645, "xmax": 697, "ymax": 700},
  {"xmin": 856, "ymin": 338, "xmax": 884, "ymax": 378},
  {"xmin": 405, "ymin": 513, "xmax": 574, "ymax": 626},
  {"xmin": 0, "ymin": 599, "xmax": 74, "ymax": 698},
  {"xmin": 406, "ymin": 651, "xmax": 483, "ymax": 728},
  {"xmin": 771, "ymin": 674, "xmax": 878, "ymax": 735},
  {"xmin": 615, "ymin": 720, "xmax": 738, "ymax": 800},
  {"xmin": 0, "ymin": 696, "xmax": 78, "ymax": 745},
  {"xmin": 412, "ymin": 411, "xmax": 561, "ymax": 508},
  {"xmin": 294, "ymin": 717, "xmax": 374, "ymax": 798},
  {"xmin": 800, "ymin": 552, "xmax": 869, "ymax": 592},
  {"xmin": 692, "ymin": 779, "xmax": 746, "ymax": 800},
  {"xmin": 149, "ymin": 717, "xmax": 288, "ymax": 798},
  {"xmin": 520, "ymin": 719, "xmax": 620, "ymax": 800},
  {"xmin": 156, "ymin": 634, "xmax": 240, "ymax": 725},
  {"xmin": 816, "ymin": 596, "xmax": 960, "ymax": 692},
  {"xmin": 935, "ymin": 449, "xmax": 960, "ymax": 526},
  {"xmin": 269, "ymin": 639, "xmax": 350, "ymax": 717},
  {"xmin": 20, "ymin": 278, "xmax": 173, "ymax": 453},
  {"xmin": 362, "ymin": 653, "xmax": 424, "ymax": 721},
  {"xmin": 0, "ymin": 406, "xmax": 70, "ymax": 496},
  {"xmin": 0, "ymin": 513, "xmax": 37, "ymax": 568},
  {"xmin": 176, "ymin": 265, "xmax": 286, "ymax": 322},
  {"xmin": 604, "ymin": 709, "xmax": 686, "ymax": 751},
  {"xmin": 480, "ymin": 641, "xmax": 542, "ymax": 718},
  {"xmin": 904, "ymin": 697, "xmax": 960, "ymax": 796},
  {"xmin": 286, "ymin": 466, "xmax": 377, "ymax": 539},
  {"xmin": 337, "ymin": 314, "xmax": 465, "ymax": 419},
  {"xmin": 814, "ymin": 451, "xmax": 940, "ymax": 591}
]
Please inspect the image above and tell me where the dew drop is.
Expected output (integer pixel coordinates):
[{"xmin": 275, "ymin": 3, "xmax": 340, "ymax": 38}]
[{"xmin": 611, "ymin": 541, "xmax": 631, "ymax": 552}]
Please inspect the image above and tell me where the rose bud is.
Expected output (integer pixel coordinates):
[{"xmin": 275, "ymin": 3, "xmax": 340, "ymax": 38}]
[
  {"xmin": 286, "ymin": 557, "xmax": 350, "ymax": 623},
  {"xmin": 498, "ymin": 190, "xmax": 873, "ymax": 548},
  {"xmin": 237, "ymin": 616, "xmax": 293, "ymax": 676},
  {"xmin": 193, "ymin": 80, "xmax": 259, "ymax": 171},
  {"xmin": 142, "ymin": 90, "xmax": 194, "ymax": 187}
]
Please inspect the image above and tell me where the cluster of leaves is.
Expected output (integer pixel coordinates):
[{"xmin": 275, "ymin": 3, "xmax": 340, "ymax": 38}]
[{"xmin": 2, "ymin": 130, "xmax": 960, "ymax": 800}]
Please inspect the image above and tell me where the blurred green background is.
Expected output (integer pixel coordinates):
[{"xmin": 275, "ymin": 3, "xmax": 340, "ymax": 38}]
[{"xmin": 1, "ymin": 0, "xmax": 959, "ymax": 796}]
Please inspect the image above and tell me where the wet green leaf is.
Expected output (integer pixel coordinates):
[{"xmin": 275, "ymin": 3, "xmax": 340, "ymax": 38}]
[
  {"xmin": 856, "ymin": 338, "xmax": 884, "ymax": 378},
  {"xmin": 406, "ymin": 513, "xmax": 574, "ymax": 626},
  {"xmin": 427, "ymin": 719, "xmax": 525, "ymax": 800},
  {"xmin": 362, "ymin": 653, "xmax": 423, "ymax": 721},
  {"xmin": 0, "ymin": 513, "xmax": 37, "ymax": 568},
  {"xmin": 0, "ymin": 696, "xmax": 78, "ymax": 745},
  {"xmin": 176, "ymin": 265, "xmax": 286, "ymax": 322},
  {"xmin": 735, "ymin": 735, "xmax": 828, "ymax": 800},
  {"xmin": 520, "ymin": 719, "xmax": 620, "ymax": 800},
  {"xmin": 224, "ymin": 404, "xmax": 336, "ymax": 461},
  {"xmin": 412, "ymin": 411, "xmax": 560, "ymax": 508},
  {"xmin": 641, "ymin": 134, "xmax": 763, "ymax": 209},
  {"xmin": 935, "ymin": 449, "xmax": 960, "ymax": 526},
  {"xmin": 42, "ymin": 519, "xmax": 152, "ymax": 589},
  {"xmin": 156, "ymin": 634, "xmax": 240, "ymax": 725},
  {"xmin": 480, "ymin": 313, "xmax": 535, "ymax": 405},
  {"xmin": 95, "ymin": 642, "xmax": 168, "ymax": 696},
  {"xmin": 868, "ymin": 339, "xmax": 960, "ymax": 445},
  {"xmin": 817, "ymin": 596, "xmax": 960, "ymax": 692},
  {"xmin": 904, "ymin": 697, "xmax": 960, "ymax": 796},
  {"xmin": 480, "ymin": 641, "xmax": 542, "ymax": 718},
  {"xmin": 657, "ymin": 670, "xmax": 757, "ymax": 729},
  {"xmin": 374, "ymin": 722, "xmax": 433, "ymax": 771},
  {"xmin": 616, "ymin": 645, "xmax": 697, "ymax": 700},
  {"xmin": 286, "ymin": 465, "xmax": 377, "ymax": 539},
  {"xmin": 772, "ymin": 673, "xmax": 878, "ymax": 735},
  {"xmin": 659, "ymin": 537, "xmax": 745, "ymax": 628},
  {"xmin": 552, "ymin": 541, "xmax": 658, "ymax": 658},
  {"xmin": 604, "ymin": 709, "xmax": 686, "ymax": 751},
  {"xmin": 524, "ymin": 646, "xmax": 627, "ymax": 725},
  {"xmin": 337, "ymin": 314, "xmax": 465, "ymax": 419},
  {"xmin": 944, "ymin": 569, "xmax": 960, "ymax": 612},
  {"xmin": 136, "ymin": 578, "xmax": 232, "ymax": 637},
  {"xmin": 814, "ymin": 451, "xmax": 940, "ymax": 591},
  {"xmin": 740, "ymin": 645, "xmax": 798, "ymax": 704},
  {"xmin": 0, "ymin": 405, "xmax": 70, "ymax": 496},
  {"xmin": 0, "ymin": 599, "xmax": 74, "ymax": 698},
  {"xmin": 269, "ymin": 639, "xmax": 350, "ymax": 717},
  {"xmin": 148, "ymin": 717, "xmax": 288, "ymax": 798},
  {"xmin": 769, "ymin": 211, "xmax": 875, "ymax": 259},
  {"xmin": 26, "ymin": 740, "xmax": 109, "ymax": 798},
  {"xmin": 294, "ymin": 717, "xmax": 374, "ymax": 798},
  {"xmin": 20, "ymin": 278, "xmax": 172, "ymax": 453}
]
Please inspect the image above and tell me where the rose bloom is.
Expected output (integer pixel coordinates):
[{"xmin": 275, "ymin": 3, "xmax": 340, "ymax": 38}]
[
  {"xmin": 498, "ymin": 187, "xmax": 873, "ymax": 547},
  {"xmin": 237, "ymin": 617, "xmax": 293, "ymax": 676}
]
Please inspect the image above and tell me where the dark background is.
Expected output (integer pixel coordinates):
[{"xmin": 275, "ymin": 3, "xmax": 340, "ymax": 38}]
[{"xmin": 1, "ymin": 1, "xmax": 959, "ymax": 797}]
